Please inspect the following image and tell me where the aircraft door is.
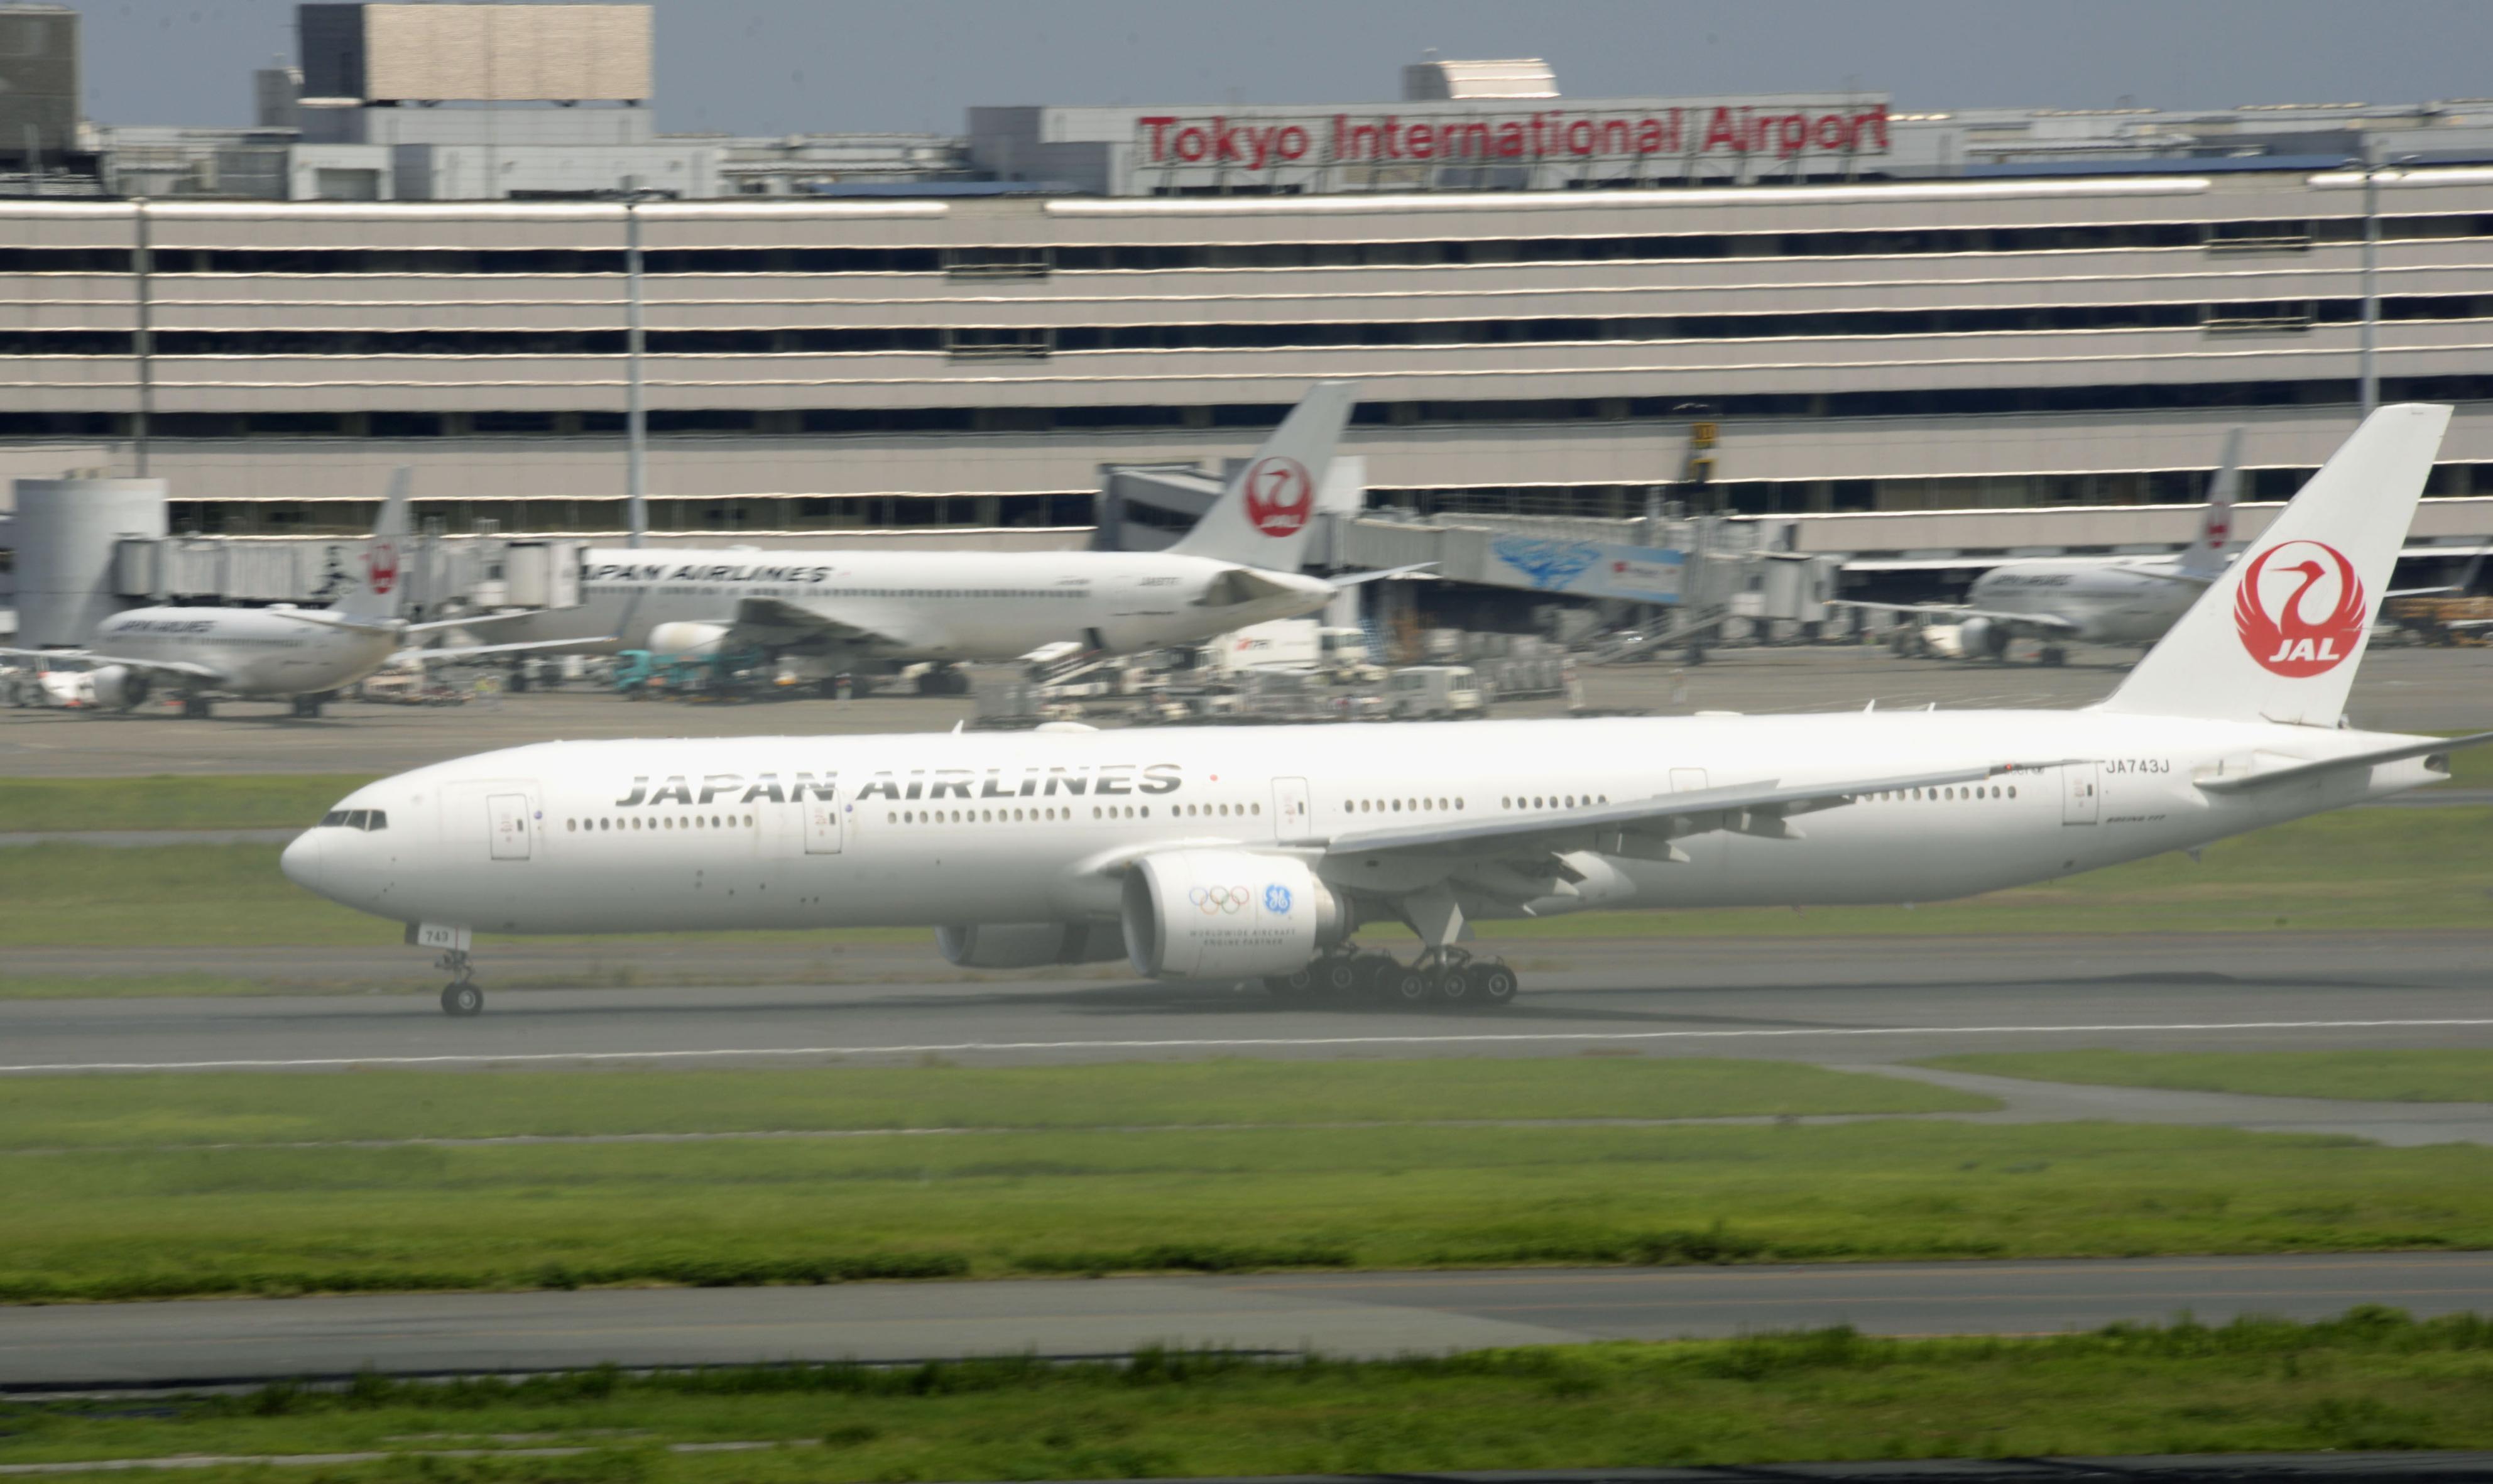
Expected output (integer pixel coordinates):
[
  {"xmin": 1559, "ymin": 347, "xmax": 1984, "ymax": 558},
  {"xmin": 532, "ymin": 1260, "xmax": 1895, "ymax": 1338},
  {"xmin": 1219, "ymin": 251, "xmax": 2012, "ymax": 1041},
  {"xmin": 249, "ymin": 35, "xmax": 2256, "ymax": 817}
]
[
  {"xmin": 487, "ymin": 793, "xmax": 533, "ymax": 859},
  {"xmin": 2061, "ymin": 763, "xmax": 2101, "ymax": 826},
  {"xmin": 1271, "ymin": 776, "xmax": 1312, "ymax": 841},
  {"xmin": 802, "ymin": 785, "xmax": 844, "ymax": 855}
]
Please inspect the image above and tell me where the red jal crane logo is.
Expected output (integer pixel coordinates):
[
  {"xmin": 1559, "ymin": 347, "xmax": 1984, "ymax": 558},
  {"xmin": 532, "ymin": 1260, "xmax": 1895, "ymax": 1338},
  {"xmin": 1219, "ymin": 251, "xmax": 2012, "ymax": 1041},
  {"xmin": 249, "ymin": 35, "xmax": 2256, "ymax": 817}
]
[
  {"xmin": 2233, "ymin": 540, "xmax": 2364, "ymax": 677},
  {"xmin": 366, "ymin": 542, "xmax": 401, "ymax": 596},
  {"xmin": 1241, "ymin": 457, "xmax": 1313, "ymax": 538}
]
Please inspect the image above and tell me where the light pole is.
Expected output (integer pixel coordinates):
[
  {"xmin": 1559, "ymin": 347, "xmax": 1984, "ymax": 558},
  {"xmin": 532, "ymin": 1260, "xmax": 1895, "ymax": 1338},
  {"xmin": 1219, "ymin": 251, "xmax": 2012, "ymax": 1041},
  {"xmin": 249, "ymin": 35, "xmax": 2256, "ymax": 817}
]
[{"xmin": 2352, "ymin": 148, "xmax": 2420, "ymax": 420}]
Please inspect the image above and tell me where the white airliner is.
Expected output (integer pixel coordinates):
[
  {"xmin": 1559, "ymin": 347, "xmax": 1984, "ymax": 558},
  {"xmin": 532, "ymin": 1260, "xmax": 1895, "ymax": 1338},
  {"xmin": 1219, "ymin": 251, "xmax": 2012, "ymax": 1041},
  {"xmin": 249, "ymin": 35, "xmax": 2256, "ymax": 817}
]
[
  {"xmin": 286, "ymin": 405, "xmax": 2488, "ymax": 1017},
  {"xmin": 4, "ymin": 473, "xmax": 580, "ymax": 717},
  {"xmin": 477, "ymin": 383, "xmax": 1371, "ymax": 694},
  {"xmin": 1838, "ymin": 431, "xmax": 2245, "ymax": 665}
]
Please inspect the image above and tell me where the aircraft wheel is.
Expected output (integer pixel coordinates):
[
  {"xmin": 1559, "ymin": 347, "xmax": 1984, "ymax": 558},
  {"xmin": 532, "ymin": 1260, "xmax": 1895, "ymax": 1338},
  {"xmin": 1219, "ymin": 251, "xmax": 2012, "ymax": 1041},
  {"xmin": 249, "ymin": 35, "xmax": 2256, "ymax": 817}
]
[
  {"xmin": 1319, "ymin": 957, "xmax": 1361, "ymax": 996},
  {"xmin": 1476, "ymin": 961, "xmax": 1519, "ymax": 1007},
  {"xmin": 1386, "ymin": 964, "xmax": 1431, "ymax": 1006},
  {"xmin": 182, "ymin": 696, "xmax": 213, "ymax": 719},
  {"xmin": 2039, "ymin": 645, "xmax": 2068, "ymax": 667},
  {"xmin": 440, "ymin": 982, "xmax": 484, "ymax": 1017},
  {"xmin": 1432, "ymin": 964, "xmax": 1476, "ymax": 1005}
]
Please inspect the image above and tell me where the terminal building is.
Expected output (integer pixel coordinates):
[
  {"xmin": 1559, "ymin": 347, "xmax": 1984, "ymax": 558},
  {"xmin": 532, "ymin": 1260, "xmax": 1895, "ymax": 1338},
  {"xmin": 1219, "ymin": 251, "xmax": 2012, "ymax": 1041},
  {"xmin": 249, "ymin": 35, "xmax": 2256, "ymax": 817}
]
[{"xmin": 4, "ymin": 2, "xmax": 2492, "ymax": 620}]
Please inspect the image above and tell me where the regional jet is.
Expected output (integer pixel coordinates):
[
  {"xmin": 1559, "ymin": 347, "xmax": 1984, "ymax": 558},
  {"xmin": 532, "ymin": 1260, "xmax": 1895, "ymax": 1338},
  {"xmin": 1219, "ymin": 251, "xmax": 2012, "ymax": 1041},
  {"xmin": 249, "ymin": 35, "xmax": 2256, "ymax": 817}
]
[
  {"xmin": 4, "ymin": 472, "xmax": 587, "ymax": 717},
  {"xmin": 285, "ymin": 406, "xmax": 2489, "ymax": 1016},
  {"xmin": 472, "ymin": 382, "xmax": 1378, "ymax": 694}
]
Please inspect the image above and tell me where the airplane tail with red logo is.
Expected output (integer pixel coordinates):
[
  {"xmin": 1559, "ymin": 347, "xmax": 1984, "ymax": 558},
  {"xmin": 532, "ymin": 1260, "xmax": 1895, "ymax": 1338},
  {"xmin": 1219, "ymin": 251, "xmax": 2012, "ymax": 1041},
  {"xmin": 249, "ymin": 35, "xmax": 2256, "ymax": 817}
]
[
  {"xmin": 2100, "ymin": 403, "xmax": 2449, "ymax": 726},
  {"xmin": 334, "ymin": 467, "xmax": 413, "ymax": 624},
  {"xmin": 1169, "ymin": 380, "xmax": 1356, "ymax": 570},
  {"xmin": 2174, "ymin": 426, "xmax": 2243, "ymax": 581}
]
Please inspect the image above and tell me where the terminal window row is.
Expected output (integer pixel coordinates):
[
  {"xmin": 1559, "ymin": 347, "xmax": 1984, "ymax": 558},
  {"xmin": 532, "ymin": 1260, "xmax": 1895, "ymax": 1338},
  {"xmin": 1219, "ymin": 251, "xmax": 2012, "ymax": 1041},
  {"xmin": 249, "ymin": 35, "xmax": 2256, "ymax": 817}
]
[
  {"xmin": 2, "ymin": 215, "xmax": 2490, "ymax": 279},
  {"xmin": 14, "ymin": 373, "xmax": 2493, "ymax": 445},
  {"xmin": 2, "ymin": 295, "xmax": 2477, "ymax": 360}
]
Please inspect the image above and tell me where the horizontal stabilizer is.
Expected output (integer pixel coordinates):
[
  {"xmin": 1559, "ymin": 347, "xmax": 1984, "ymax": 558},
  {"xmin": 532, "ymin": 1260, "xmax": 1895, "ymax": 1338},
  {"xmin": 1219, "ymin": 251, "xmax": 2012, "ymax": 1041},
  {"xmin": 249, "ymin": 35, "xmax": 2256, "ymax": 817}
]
[{"xmin": 2194, "ymin": 729, "xmax": 2493, "ymax": 794}]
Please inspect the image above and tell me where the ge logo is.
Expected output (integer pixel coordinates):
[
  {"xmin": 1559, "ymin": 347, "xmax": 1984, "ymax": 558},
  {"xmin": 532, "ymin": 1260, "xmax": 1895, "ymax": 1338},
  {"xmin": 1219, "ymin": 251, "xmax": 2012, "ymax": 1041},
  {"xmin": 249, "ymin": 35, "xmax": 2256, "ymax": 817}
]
[
  {"xmin": 1263, "ymin": 883, "xmax": 1293, "ymax": 914},
  {"xmin": 1187, "ymin": 885, "xmax": 1248, "ymax": 915}
]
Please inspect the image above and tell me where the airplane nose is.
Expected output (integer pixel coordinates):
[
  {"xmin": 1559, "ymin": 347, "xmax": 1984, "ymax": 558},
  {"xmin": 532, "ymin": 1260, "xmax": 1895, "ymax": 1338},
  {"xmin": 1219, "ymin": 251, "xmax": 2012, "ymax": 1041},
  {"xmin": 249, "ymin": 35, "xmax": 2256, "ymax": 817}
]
[{"xmin": 280, "ymin": 829, "xmax": 326, "ymax": 892}]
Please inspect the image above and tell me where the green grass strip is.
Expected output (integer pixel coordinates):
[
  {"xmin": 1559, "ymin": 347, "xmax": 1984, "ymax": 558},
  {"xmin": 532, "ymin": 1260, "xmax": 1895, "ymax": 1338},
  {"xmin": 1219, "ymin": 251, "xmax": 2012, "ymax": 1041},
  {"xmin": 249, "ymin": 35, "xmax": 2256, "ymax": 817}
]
[
  {"xmin": 1923, "ymin": 1049, "xmax": 2493, "ymax": 1105},
  {"xmin": 6, "ymin": 1312, "xmax": 2493, "ymax": 1477},
  {"xmin": 0, "ymin": 775, "xmax": 376, "ymax": 833},
  {"xmin": 0, "ymin": 1059, "xmax": 1992, "ymax": 1150},
  {"xmin": 5, "ymin": 804, "xmax": 2491, "ymax": 951},
  {"xmin": 6, "ymin": 1120, "xmax": 2493, "ymax": 1303}
]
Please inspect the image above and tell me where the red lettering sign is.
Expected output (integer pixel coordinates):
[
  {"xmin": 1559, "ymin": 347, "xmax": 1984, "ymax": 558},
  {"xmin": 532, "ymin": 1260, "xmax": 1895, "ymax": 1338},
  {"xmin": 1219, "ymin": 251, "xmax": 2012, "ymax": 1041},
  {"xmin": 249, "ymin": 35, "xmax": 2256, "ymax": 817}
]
[{"xmin": 1137, "ymin": 102, "xmax": 1888, "ymax": 169}]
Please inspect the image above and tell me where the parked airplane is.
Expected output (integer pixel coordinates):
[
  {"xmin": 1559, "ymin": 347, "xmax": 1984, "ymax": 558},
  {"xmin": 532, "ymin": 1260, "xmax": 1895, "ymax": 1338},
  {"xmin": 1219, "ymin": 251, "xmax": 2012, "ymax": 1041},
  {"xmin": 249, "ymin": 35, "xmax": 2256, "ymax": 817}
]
[
  {"xmin": 1838, "ymin": 430, "xmax": 2246, "ymax": 665},
  {"xmin": 3, "ymin": 472, "xmax": 584, "ymax": 717},
  {"xmin": 285, "ymin": 405, "xmax": 2487, "ymax": 1017},
  {"xmin": 472, "ymin": 382, "xmax": 1372, "ymax": 694}
]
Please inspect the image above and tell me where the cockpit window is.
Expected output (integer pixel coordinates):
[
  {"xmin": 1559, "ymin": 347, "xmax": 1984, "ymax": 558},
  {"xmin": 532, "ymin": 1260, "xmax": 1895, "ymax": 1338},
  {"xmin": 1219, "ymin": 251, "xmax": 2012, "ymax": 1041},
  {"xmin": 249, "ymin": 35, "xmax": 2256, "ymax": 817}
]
[
  {"xmin": 319, "ymin": 810, "xmax": 388, "ymax": 831},
  {"xmin": 320, "ymin": 810, "xmax": 349, "ymax": 827},
  {"xmin": 362, "ymin": 810, "xmax": 387, "ymax": 832}
]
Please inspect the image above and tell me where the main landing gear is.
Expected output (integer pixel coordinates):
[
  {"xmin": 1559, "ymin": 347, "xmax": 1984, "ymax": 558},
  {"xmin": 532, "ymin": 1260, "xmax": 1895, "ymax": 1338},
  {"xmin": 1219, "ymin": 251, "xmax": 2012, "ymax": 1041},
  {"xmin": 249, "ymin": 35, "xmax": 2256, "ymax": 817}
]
[
  {"xmin": 437, "ymin": 946, "xmax": 484, "ymax": 1017},
  {"xmin": 1263, "ymin": 945, "xmax": 1519, "ymax": 1011}
]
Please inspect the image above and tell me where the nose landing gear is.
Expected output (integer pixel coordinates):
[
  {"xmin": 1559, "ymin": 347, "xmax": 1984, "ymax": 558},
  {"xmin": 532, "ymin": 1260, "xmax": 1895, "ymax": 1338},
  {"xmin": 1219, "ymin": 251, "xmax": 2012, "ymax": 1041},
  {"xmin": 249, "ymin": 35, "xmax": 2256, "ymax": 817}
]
[{"xmin": 436, "ymin": 946, "xmax": 484, "ymax": 1017}]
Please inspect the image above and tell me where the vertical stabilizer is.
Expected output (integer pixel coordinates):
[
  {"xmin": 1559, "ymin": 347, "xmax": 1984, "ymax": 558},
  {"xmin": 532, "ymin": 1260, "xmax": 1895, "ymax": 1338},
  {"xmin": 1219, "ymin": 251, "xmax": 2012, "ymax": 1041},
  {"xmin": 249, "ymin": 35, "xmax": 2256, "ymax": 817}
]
[
  {"xmin": 2100, "ymin": 403, "xmax": 2448, "ymax": 725},
  {"xmin": 1170, "ymin": 381, "xmax": 1356, "ymax": 570},
  {"xmin": 2176, "ymin": 427, "xmax": 2243, "ymax": 581},
  {"xmin": 334, "ymin": 467, "xmax": 412, "ymax": 623}
]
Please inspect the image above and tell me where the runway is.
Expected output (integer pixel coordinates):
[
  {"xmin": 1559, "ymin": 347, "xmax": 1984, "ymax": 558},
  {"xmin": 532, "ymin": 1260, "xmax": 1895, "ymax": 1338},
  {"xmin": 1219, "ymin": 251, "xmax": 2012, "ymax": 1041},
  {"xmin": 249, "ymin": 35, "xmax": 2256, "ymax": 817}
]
[
  {"xmin": 5, "ymin": 1252, "xmax": 2489, "ymax": 1390},
  {"xmin": 7, "ymin": 931, "xmax": 2489, "ymax": 1076}
]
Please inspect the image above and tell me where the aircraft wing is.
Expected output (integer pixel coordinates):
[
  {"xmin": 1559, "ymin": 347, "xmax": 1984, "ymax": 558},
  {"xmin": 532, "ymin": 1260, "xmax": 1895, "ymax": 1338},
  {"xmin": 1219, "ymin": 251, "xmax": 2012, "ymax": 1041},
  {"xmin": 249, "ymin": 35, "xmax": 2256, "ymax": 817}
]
[
  {"xmin": 724, "ymin": 595, "xmax": 930, "ymax": 652},
  {"xmin": 1326, "ymin": 562, "xmax": 1437, "ymax": 588},
  {"xmin": 1827, "ymin": 601, "xmax": 2083, "ymax": 635},
  {"xmin": 398, "ymin": 635, "xmax": 622, "ymax": 666},
  {"xmin": 0, "ymin": 648, "xmax": 226, "ymax": 684},
  {"xmin": 1319, "ymin": 760, "xmax": 2071, "ymax": 862}
]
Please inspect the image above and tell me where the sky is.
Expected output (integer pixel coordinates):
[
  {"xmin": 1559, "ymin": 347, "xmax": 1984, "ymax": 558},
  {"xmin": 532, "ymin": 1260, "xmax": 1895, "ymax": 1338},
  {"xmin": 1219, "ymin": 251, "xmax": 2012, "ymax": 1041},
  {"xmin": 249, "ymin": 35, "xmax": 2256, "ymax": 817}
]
[{"xmin": 75, "ymin": 0, "xmax": 2493, "ymax": 137}]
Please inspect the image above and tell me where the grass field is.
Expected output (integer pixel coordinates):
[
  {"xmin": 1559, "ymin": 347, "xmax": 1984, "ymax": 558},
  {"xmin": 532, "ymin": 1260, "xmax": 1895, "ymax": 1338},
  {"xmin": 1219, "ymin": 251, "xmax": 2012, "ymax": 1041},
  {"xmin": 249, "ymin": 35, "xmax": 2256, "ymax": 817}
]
[
  {"xmin": 0, "ymin": 774, "xmax": 374, "ymax": 832},
  {"xmin": 8, "ymin": 1110, "xmax": 2493, "ymax": 1302},
  {"xmin": 5, "ymin": 803, "xmax": 2490, "ymax": 955},
  {"xmin": 0, "ymin": 1059, "xmax": 1994, "ymax": 1150},
  {"xmin": 1925, "ymin": 1050, "xmax": 2493, "ymax": 1105},
  {"xmin": 5, "ymin": 1314, "xmax": 2492, "ymax": 1479}
]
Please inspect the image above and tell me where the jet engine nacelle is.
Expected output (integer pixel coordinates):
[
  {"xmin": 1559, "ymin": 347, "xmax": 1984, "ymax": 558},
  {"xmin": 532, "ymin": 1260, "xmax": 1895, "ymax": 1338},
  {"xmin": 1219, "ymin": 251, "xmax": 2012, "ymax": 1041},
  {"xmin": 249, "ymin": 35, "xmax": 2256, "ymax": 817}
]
[
  {"xmin": 1957, "ymin": 618, "xmax": 2010, "ymax": 660},
  {"xmin": 87, "ymin": 665, "xmax": 150, "ymax": 710},
  {"xmin": 648, "ymin": 622, "xmax": 731, "ymax": 658},
  {"xmin": 935, "ymin": 921, "xmax": 1126, "ymax": 969},
  {"xmin": 1120, "ymin": 849, "xmax": 1346, "ymax": 980}
]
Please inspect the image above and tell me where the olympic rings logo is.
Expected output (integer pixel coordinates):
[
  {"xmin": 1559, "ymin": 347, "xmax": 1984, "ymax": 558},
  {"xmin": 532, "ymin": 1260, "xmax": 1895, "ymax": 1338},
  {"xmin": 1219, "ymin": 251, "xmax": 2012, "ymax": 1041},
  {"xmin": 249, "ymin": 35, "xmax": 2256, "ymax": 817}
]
[{"xmin": 1188, "ymin": 885, "xmax": 1250, "ymax": 915}]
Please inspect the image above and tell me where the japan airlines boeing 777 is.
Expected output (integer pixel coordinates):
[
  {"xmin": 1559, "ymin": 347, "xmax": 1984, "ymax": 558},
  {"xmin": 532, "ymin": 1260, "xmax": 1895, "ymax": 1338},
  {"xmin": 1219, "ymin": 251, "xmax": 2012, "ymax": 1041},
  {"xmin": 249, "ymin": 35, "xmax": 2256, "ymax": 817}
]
[
  {"xmin": 473, "ymin": 383, "xmax": 1370, "ymax": 690},
  {"xmin": 4, "ymin": 472, "xmax": 583, "ymax": 717},
  {"xmin": 285, "ymin": 406, "xmax": 2489, "ymax": 1017}
]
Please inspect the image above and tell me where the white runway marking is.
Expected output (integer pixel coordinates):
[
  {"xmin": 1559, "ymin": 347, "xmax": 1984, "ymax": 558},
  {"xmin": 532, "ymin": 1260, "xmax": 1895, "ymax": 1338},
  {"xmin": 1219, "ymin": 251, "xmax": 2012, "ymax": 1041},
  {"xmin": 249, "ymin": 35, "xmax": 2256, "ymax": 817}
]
[{"xmin": 7, "ymin": 1018, "xmax": 2493, "ymax": 1075}]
